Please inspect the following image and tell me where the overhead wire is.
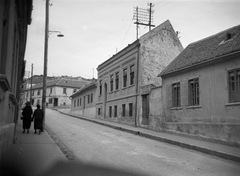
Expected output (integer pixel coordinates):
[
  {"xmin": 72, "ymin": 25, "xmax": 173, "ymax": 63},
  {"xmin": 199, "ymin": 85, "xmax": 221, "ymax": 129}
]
[{"xmin": 120, "ymin": 15, "xmax": 135, "ymax": 49}]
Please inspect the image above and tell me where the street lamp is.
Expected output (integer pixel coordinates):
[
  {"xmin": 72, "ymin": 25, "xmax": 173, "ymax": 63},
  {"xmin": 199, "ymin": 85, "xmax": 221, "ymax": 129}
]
[
  {"xmin": 42, "ymin": 0, "xmax": 64, "ymax": 130},
  {"xmin": 49, "ymin": 30, "xmax": 64, "ymax": 37}
]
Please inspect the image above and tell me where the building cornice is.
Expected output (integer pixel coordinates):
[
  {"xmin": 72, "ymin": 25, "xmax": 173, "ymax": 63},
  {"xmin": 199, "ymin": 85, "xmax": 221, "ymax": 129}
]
[{"xmin": 97, "ymin": 40, "xmax": 140, "ymax": 71}]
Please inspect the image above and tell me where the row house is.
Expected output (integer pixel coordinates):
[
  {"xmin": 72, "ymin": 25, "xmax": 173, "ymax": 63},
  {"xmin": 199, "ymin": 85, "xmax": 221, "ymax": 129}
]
[
  {"xmin": 0, "ymin": 0, "xmax": 32, "ymax": 162},
  {"xmin": 159, "ymin": 24, "xmax": 240, "ymax": 145},
  {"xmin": 70, "ymin": 80, "xmax": 97, "ymax": 118},
  {"xmin": 96, "ymin": 20, "xmax": 183, "ymax": 127},
  {"xmin": 24, "ymin": 78, "xmax": 90, "ymax": 107}
]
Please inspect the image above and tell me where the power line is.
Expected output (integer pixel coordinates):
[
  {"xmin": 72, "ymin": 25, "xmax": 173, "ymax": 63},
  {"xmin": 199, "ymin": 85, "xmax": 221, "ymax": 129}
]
[{"xmin": 120, "ymin": 15, "xmax": 134, "ymax": 49}]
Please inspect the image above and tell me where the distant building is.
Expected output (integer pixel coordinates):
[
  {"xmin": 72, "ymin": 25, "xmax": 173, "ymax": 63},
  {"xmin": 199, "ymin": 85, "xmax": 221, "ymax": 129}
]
[
  {"xmin": 159, "ymin": 24, "xmax": 240, "ymax": 145},
  {"xmin": 0, "ymin": 0, "xmax": 32, "ymax": 162},
  {"xmin": 96, "ymin": 20, "xmax": 183, "ymax": 127},
  {"xmin": 70, "ymin": 80, "xmax": 97, "ymax": 118},
  {"xmin": 24, "ymin": 78, "xmax": 90, "ymax": 107}
]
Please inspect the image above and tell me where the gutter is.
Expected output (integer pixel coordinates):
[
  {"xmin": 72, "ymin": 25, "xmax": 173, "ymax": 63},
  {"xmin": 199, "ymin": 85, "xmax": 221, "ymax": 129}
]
[{"xmin": 159, "ymin": 50, "xmax": 240, "ymax": 78}]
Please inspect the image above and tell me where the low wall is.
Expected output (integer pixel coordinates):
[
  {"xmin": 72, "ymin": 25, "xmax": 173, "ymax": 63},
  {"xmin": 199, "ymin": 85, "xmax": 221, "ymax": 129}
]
[
  {"xmin": 70, "ymin": 107, "xmax": 96, "ymax": 119},
  {"xmin": 164, "ymin": 122, "xmax": 240, "ymax": 146}
]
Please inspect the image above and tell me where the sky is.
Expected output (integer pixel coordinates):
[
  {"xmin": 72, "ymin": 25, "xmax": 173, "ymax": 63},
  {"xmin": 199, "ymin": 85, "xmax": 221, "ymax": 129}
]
[{"xmin": 24, "ymin": 0, "xmax": 240, "ymax": 79}]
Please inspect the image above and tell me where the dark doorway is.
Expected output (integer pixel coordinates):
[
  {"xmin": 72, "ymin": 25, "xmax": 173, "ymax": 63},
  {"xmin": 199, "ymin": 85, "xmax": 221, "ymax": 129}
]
[
  {"xmin": 83, "ymin": 96, "xmax": 85, "ymax": 109},
  {"xmin": 54, "ymin": 98, "xmax": 58, "ymax": 106},
  {"xmin": 142, "ymin": 94, "xmax": 149, "ymax": 125},
  {"xmin": 103, "ymin": 83, "xmax": 107, "ymax": 118}
]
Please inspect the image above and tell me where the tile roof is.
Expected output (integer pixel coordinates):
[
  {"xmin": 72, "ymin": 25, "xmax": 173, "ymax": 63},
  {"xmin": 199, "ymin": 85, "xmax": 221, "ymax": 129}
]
[
  {"xmin": 159, "ymin": 24, "xmax": 240, "ymax": 76},
  {"xmin": 30, "ymin": 78, "xmax": 90, "ymax": 90},
  {"xmin": 70, "ymin": 79, "xmax": 97, "ymax": 98}
]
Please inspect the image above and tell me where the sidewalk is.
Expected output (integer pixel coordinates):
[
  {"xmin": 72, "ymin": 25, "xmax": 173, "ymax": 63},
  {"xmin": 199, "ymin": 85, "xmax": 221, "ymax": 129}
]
[
  {"xmin": 8, "ymin": 122, "xmax": 68, "ymax": 176},
  {"xmin": 58, "ymin": 109, "xmax": 240, "ymax": 163}
]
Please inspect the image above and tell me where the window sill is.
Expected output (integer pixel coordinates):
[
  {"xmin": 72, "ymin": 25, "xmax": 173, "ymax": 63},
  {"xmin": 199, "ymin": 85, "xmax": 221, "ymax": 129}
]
[
  {"xmin": 122, "ymin": 84, "xmax": 135, "ymax": 90},
  {"xmin": 170, "ymin": 107, "xmax": 183, "ymax": 110},
  {"xmin": 225, "ymin": 102, "xmax": 240, "ymax": 106},
  {"xmin": 187, "ymin": 105, "xmax": 201, "ymax": 109}
]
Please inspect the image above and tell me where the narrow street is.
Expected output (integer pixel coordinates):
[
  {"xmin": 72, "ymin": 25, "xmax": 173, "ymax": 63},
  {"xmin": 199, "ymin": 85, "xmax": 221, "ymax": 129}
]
[{"xmin": 45, "ymin": 109, "xmax": 240, "ymax": 176}]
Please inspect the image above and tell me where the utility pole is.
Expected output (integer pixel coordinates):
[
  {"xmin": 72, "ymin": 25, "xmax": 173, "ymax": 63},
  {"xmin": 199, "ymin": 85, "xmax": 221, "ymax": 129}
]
[
  {"xmin": 42, "ymin": 0, "xmax": 49, "ymax": 130},
  {"xmin": 133, "ymin": 3, "xmax": 155, "ymax": 39},
  {"xmin": 135, "ymin": 6, "xmax": 139, "ymax": 40},
  {"xmin": 148, "ymin": 3, "xmax": 154, "ymax": 31},
  {"xmin": 30, "ymin": 63, "xmax": 33, "ymax": 104}
]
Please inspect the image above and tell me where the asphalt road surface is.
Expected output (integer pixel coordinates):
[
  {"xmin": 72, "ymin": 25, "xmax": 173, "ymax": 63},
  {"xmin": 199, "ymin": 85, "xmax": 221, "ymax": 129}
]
[{"xmin": 45, "ymin": 109, "xmax": 240, "ymax": 176}]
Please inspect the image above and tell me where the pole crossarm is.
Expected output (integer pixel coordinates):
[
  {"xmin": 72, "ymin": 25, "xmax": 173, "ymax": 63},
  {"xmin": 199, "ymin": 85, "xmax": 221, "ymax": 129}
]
[
  {"xmin": 134, "ymin": 22, "xmax": 155, "ymax": 27},
  {"xmin": 133, "ymin": 3, "xmax": 155, "ymax": 39}
]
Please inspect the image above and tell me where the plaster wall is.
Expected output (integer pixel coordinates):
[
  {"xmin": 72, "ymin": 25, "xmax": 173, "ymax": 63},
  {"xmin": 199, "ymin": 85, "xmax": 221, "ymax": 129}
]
[
  {"xmin": 96, "ymin": 42, "xmax": 139, "ymax": 125},
  {"xmin": 148, "ymin": 87, "xmax": 164, "ymax": 131},
  {"xmin": 71, "ymin": 86, "xmax": 97, "ymax": 118},
  {"xmin": 162, "ymin": 56, "xmax": 240, "ymax": 144}
]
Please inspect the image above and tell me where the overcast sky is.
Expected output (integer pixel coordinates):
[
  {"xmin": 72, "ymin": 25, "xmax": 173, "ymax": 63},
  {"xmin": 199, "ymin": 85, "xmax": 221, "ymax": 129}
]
[{"xmin": 24, "ymin": 0, "xmax": 240, "ymax": 79}]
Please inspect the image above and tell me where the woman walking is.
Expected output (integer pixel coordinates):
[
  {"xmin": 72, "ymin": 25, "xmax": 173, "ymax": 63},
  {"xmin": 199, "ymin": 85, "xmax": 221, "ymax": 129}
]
[
  {"xmin": 32, "ymin": 104, "xmax": 44, "ymax": 135},
  {"xmin": 22, "ymin": 101, "xmax": 33, "ymax": 134}
]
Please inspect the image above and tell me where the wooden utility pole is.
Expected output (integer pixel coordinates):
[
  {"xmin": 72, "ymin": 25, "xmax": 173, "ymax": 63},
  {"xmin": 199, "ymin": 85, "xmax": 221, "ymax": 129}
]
[
  {"xmin": 148, "ymin": 3, "xmax": 153, "ymax": 31},
  {"xmin": 30, "ymin": 63, "xmax": 33, "ymax": 104},
  {"xmin": 42, "ymin": 0, "xmax": 49, "ymax": 130}
]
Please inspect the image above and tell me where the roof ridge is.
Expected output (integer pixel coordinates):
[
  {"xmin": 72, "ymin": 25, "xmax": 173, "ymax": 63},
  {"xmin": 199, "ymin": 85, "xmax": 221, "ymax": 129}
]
[{"xmin": 189, "ymin": 24, "xmax": 240, "ymax": 46}]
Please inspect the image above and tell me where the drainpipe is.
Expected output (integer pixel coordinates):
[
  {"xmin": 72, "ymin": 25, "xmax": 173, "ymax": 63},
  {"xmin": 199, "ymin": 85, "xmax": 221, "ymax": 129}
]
[{"xmin": 135, "ymin": 42, "xmax": 140, "ymax": 127}]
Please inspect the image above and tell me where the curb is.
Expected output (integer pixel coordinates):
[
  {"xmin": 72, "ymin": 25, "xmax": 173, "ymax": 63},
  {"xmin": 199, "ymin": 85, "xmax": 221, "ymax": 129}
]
[{"xmin": 58, "ymin": 110, "xmax": 240, "ymax": 163}]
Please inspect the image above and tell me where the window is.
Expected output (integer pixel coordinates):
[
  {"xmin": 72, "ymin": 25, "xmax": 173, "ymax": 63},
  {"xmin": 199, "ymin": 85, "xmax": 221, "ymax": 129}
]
[
  {"xmin": 109, "ymin": 106, "xmax": 112, "ymax": 117},
  {"xmin": 129, "ymin": 103, "xmax": 133, "ymax": 116},
  {"xmin": 110, "ymin": 74, "xmax": 114, "ymax": 91},
  {"xmin": 172, "ymin": 82, "xmax": 181, "ymax": 107},
  {"xmin": 37, "ymin": 90, "xmax": 40, "ymax": 95},
  {"xmin": 122, "ymin": 104, "xmax": 126, "ymax": 117},
  {"xmin": 99, "ymin": 80, "xmax": 102, "ymax": 95},
  {"xmin": 188, "ymin": 78, "xmax": 199, "ymax": 106},
  {"xmin": 49, "ymin": 98, "xmax": 52, "ymax": 104},
  {"xmin": 114, "ymin": 105, "xmax": 117, "ymax": 117},
  {"xmin": 91, "ymin": 93, "xmax": 93, "ymax": 103},
  {"xmin": 77, "ymin": 99, "xmax": 79, "ymax": 106},
  {"xmin": 73, "ymin": 89, "xmax": 77, "ymax": 93},
  {"xmin": 50, "ymin": 88, "xmax": 52, "ymax": 94},
  {"xmin": 88, "ymin": 95, "xmax": 90, "ymax": 103},
  {"xmin": 115, "ymin": 72, "xmax": 119, "ymax": 90},
  {"xmin": 80, "ymin": 98, "xmax": 82, "ymax": 106},
  {"xmin": 98, "ymin": 108, "xmax": 101, "ymax": 115},
  {"xmin": 123, "ymin": 68, "xmax": 127, "ymax": 87},
  {"xmin": 63, "ymin": 88, "xmax": 67, "ymax": 94},
  {"xmin": 130, "ymin": 65, "xmax": 135, "ymax": 85},
  {"xmin": 229, "ymin": 69, "xmax": 240, "ymax": 102},
  {"xmin": 32, "ymin": 91, "xmax": 34, "ymax": 96}
]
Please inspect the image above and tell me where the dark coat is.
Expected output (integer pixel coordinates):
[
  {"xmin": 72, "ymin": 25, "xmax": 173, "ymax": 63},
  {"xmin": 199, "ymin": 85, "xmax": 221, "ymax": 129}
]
[
  {"xmin": 32, "ymin": 108, "xmax": 43, "ymax": 130},
  {"xmin": 22, "ymin": 106, "xmax": 33, "ymax": 129}
]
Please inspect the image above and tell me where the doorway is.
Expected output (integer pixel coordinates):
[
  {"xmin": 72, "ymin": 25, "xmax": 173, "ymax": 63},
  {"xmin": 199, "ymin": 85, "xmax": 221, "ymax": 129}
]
[
  {"xmin": 54, "ymin": 98, "xmax": 58, "ymax": 106},
  {"xmin": 103, "ymin": 83, "xmax": 107, "ymax": 118},
  {"xmin": 142, "ymin": 94, "xmax": 149, "ymax": 125}
]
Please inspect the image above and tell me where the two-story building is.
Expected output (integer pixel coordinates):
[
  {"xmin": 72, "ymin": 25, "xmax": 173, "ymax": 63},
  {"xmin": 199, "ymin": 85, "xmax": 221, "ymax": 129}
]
[
  {"xmin": 159, "ymin": 24, "xmax": 240, "ymax": 145},
  {"xmin": 96, "ymin": 20, "xmax": 183, "ymax": 128},
  {"xmin": 25, "ymin": 78, "xmax": 90, "ymax": 108}
]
